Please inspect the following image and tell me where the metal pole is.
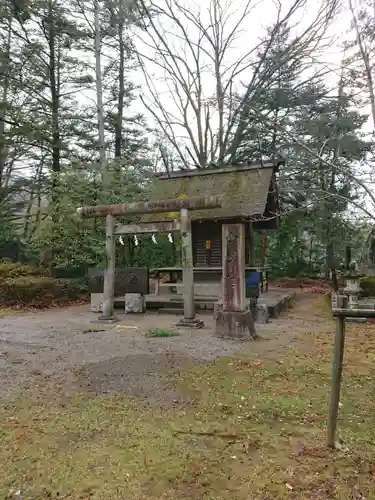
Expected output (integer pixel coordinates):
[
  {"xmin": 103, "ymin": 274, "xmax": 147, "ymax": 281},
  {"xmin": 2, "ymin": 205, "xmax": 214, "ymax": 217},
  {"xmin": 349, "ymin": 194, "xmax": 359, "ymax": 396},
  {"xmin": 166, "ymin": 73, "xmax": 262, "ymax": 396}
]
[
  {"xmin": 99, "ymin": 214, "xmax": 118, "ymax": 322},
  {"xmin": 327, "ymin": 315, "xmax": 346, "ymax": 448}
]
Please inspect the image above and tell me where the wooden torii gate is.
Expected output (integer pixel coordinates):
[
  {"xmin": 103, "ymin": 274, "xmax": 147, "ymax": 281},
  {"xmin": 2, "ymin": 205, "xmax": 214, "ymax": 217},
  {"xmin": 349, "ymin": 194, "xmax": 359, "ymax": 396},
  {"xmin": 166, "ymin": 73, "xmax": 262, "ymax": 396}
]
[{"xmin": 76, "ymin": 195, "xmax": 222, "ymax": 326}]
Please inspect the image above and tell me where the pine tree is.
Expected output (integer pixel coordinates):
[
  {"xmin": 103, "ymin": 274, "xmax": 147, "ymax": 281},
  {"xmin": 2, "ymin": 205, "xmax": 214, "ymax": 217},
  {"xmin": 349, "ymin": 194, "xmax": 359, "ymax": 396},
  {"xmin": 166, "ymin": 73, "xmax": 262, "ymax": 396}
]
[{"xmin": 228, "ymin": 25, "xmax": 328, "ymax": 162}]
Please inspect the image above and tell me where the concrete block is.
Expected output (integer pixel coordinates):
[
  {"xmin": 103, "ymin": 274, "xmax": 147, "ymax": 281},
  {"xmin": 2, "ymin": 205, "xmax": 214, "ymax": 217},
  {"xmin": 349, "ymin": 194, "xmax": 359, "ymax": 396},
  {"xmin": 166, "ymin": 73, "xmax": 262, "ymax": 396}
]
[
  {"xmin": 255, "ymin": 304, "xmax": 269, "ymax": 324},
  {"xmin": 358, "ymin": 302, "xmax": 375, "ymax": 310},
  {"xmin": 90, "ymin": 293, "xmax": 103, "ymax": 313},
  {"xmin": 125, "ymin": 293, "xmax": 145, "ymax": 313}
]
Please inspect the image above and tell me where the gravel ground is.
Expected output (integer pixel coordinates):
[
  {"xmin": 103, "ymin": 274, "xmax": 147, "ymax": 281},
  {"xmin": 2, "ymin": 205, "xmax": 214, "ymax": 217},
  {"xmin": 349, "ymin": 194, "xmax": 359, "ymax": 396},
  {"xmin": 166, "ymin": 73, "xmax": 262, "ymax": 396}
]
[{"xmin": 0, "ymin": 293, "xmax": 325, "ymax": 403}]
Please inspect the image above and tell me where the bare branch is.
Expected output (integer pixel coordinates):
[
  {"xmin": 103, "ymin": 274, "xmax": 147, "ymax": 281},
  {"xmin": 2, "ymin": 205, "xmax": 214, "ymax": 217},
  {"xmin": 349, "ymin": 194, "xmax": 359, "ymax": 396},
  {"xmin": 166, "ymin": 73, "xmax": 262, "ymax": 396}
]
[
  {"xmin": 137, "ymin": 0, "xmax": 339, "ymax": 169},
  {"xmin": 254, "ymin": 110, "xmax": 375, "ymax": 210}
]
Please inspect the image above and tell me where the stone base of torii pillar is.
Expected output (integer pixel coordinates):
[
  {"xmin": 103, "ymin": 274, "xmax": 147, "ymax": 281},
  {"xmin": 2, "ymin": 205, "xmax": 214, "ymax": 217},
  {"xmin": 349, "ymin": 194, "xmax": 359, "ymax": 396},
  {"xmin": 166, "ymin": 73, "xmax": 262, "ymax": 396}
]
[{"xmin": 177, "ymin": 317, "xmax": 205, "ymax": 328}]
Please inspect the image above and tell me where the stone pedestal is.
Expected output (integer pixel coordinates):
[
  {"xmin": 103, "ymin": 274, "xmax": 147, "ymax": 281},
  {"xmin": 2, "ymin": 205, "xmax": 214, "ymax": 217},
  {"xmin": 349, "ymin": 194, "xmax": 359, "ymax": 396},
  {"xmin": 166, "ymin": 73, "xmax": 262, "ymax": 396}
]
[
  {"xmin": 125, "ymin": 293, "xmax": 145, "ymax": 313},
  {"xmin": 90, "ymin": 293, "xmax": 103, "ymax": 313},
  {"xmin": 331, "ymin": 291, "xmax": 339, "ymax": 310},
  {"xmin": 213, "ymin": 301, "xmax": 222, "ymax": 320},
  {"xmin": 214, "ymin": 300, "xmax": 269, "ymax": 325},
  {"xmin": 177, "ymin": 317, "xmax": 204, "ymax": 328},
  {"xmin": 91, "ymin": 293, "xmax": 119, "ymax": 322},
  {"xmin": 255, "ymin": 304, "xmax": 269, "ymax": 324},
  {"xmin": 215, "ymin": 309, "xmax": 257, "ymax": 340}
]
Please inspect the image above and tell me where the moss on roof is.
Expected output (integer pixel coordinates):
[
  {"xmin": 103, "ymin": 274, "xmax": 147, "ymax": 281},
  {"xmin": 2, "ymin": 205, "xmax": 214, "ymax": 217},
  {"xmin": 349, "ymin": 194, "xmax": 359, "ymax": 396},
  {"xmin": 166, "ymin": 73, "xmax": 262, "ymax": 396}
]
[{"xmin": 141, "ymin": 164, "xmax": 276, "ymax": 222}]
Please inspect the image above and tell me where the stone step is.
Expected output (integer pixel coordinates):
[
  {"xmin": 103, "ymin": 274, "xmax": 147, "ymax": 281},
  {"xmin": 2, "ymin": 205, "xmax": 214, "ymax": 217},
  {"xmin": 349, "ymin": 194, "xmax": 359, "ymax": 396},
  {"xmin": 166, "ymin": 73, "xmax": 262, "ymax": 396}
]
[
  {"xmin": 358, "ymin": 303, "xmax": 375, "ymax": 309},
  {"xmin": 158, "ymin": 308, "xmax": 184, "ymax": 315},
  {"xmin": 346, "ymin": 318, "xmax": 369, "ymax": 323},
  {"xmin": 111, "ymin": 292, "xmax": 296, "ymax": 320}
]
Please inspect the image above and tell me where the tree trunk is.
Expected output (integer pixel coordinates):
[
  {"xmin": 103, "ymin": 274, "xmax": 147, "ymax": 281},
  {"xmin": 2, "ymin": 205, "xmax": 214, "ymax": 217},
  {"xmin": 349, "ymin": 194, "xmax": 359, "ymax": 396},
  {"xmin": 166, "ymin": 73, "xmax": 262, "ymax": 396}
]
[
  {"xmin": 260, "ymin": 231, "xmax": 268, "ymax": 267},
  {"xmin": 46, "ymin": 0, "xmax": 61, "ymax": 275},
  {"xmin": 248, "ymin": 223, "xmax": 256, "ymax": 266},
  {"xmin": 128, "ymin": 237, "xmax": 134, "ymax": 264},
  {"xmin": 47, "ymin": 0, "xmax": 61, "ymax": 209},
  {"xmin": 0, "ymin": 19, "xmax": 12, "ymax": 187},
  {"xmin": 349, "ymin": 0, "xmax": 375, "ymax": 131},
  {"xmin": 94, "ymin": 0, "xmax": 107, "ymax": 186},
  {"xmin": 325, "ymin": 241, "xmax": 333, "ymax": 281},
  {"xmin": 115, "ymin": 17, "xmax": 125, "ymax": 159},
  {"xmin": 212, "ymin": 1, "xmax": 224, "ymax": 166}
]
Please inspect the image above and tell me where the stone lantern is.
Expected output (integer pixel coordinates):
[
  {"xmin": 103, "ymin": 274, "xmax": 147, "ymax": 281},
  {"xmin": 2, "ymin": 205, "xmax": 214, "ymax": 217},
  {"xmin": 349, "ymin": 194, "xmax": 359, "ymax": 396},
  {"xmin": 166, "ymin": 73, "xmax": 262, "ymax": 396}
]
[{"xmin": 342, "ymin": 261, "xmax": 361, "ymax": 310}]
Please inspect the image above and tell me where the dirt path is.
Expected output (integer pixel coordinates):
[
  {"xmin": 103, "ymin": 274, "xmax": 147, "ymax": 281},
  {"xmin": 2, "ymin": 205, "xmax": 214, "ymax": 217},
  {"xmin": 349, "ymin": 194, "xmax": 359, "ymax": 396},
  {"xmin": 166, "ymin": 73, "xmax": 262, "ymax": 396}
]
[{"xmin": 0, "ymin": 292, "xmax": 329, "ymax": 403}]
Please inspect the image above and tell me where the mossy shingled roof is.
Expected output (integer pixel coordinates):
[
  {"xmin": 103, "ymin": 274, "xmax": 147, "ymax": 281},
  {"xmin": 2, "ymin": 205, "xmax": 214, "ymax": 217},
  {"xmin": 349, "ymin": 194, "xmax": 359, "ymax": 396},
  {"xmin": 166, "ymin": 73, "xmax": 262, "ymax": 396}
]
[{"xmin": 141, "ymin": 163, "xmax": 277, "ymax": 222}]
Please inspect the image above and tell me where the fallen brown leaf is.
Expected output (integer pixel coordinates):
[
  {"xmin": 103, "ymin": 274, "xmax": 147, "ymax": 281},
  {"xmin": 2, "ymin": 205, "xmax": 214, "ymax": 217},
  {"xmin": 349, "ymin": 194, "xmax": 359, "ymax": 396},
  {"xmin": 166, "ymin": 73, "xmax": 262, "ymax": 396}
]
[
  {"xmin": 15, "ymin": 432, "xmax": 28, "ymax": 441},
  {"xmin": 4, "ymin": 422, "xmax": 19, "ymax": 429}
]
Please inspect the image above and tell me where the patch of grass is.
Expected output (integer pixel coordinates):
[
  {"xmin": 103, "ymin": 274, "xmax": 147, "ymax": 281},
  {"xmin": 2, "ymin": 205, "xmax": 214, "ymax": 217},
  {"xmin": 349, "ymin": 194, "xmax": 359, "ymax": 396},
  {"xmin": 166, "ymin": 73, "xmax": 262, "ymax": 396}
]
[
  {"xmin": 1, "ymin": 297, "xmax": 375, "ymax": 499},
  {"xmin": 147, "ymin": 327, "xmax": 180, "ymax": 338}
]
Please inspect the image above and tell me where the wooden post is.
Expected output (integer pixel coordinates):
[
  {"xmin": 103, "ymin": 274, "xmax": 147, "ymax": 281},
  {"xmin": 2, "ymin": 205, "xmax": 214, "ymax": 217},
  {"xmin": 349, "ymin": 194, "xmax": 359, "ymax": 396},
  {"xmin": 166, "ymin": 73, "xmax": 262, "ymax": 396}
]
[
  {"xmin": 215, "ymin": 223, "xmax": 256, "ymax": 339},
  {"xmin": 248, "ymin": 222, "xmax": 256, "ymax": 267},
  {"xmin": 329, "ymin": 305, "xmax": 375, "ymax": 447},
  {"xmin": 327, "ymin": 295, "xmax": 348, "ymax": 448},
  {"xmin": 155, "ymin": 271, "xmax": 160, "ymax": 296},
  {"xmin": 260, "ymin": 230, "xmax": 268, "ymax": 266},
  {"xmin": 345, "ymin": 246, "xmax": 351, "ymax": 270},
  {"xmin": 98, "ymin": 214, "xmax": 118, "ymax": 322},
  {"xmin": 327, "ymin": 315, "xmax": 345, "ymax": 448},
  {"xmin": 178, "ymin": 208, "xmax": 203, "ymax": 328}
]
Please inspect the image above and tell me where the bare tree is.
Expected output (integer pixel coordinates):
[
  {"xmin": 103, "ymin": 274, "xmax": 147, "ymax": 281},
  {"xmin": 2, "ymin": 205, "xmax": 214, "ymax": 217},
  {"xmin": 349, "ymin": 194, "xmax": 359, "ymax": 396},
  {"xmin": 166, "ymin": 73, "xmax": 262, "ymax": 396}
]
[
  {"xmin": 136, "ymin": 0, "xmax": 339, "ymax": 169},
  {"xmin": 348, "ymin": 0, "xmax": 375, "ymax": 131}
]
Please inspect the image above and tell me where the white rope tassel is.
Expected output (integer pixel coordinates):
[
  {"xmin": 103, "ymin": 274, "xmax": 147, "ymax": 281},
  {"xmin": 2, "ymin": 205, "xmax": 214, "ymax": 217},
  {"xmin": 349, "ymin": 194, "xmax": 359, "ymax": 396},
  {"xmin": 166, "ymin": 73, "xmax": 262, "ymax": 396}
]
[
  {"xmin": 168, "ymin": 233, "xmax": 173, "ymax": 243},
  {"xmin": 152, "ymin": 233, "xmax": 157, "ymax": 244},
  {"xmin": 119, "ymin": 236, "xmax": 124, "ymax": 246},
  {"xmin": 134, "ymin": 235, "xmax": 139, "ymax": 246}
]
